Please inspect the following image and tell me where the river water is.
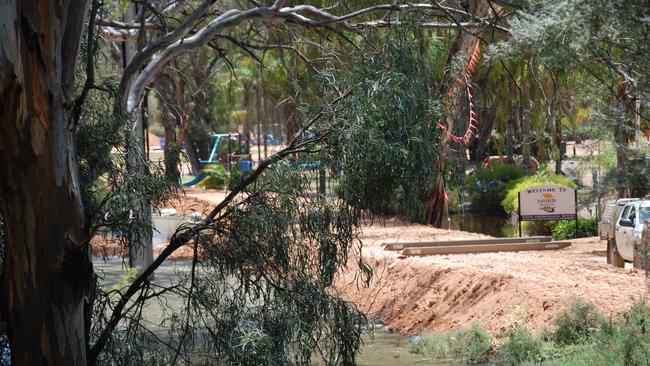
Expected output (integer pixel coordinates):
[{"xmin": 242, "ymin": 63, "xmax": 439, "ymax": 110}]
[
  {"xmin": 449, "ymin": 214, "xmax": 515, "ymax": 237},
  {"xmin": 94, "ymin": 258, "xmax": 473, "ymax": 365},
  {"xmin": 354, "ymin": 327, "xmax": 474, "ymax": 365}
]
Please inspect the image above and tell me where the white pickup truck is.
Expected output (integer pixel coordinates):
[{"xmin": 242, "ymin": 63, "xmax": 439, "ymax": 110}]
[{"xmin": 600, "ymin": 199, "xmax": 650, "ymax": 266}]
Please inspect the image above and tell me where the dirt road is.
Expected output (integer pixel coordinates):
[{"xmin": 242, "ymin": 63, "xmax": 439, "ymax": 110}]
[{"xmin": 335, "ymin": 217, "xmax": 648, "ymax": 336}]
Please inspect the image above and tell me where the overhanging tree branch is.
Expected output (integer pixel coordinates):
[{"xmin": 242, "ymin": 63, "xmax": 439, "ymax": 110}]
[
  {"xmin": 87, "ymin": 90, "xmax": 350, "ymax": 362},
  {"xmin": 119, "ymin": 2, "xmax": 508, "ymax": 113}
]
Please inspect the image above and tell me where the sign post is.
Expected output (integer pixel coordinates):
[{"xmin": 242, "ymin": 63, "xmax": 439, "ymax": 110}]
[
  {"xmin": 518, "ymin": 192, "xmax": 522, "ymax": 237},
  {"xmin": 518, "ymin": 185, "xmax": 577, "ymax": 237},
  {"xmin": 574, "ymin": 189, "xmax": 578, "ymax": 238}
]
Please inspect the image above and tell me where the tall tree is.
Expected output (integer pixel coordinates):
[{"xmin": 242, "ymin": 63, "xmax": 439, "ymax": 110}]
[
  {"xmin": 1, "ymin": 1, "xmax": 504, "ymax": 364},
  {"xmin": 0, "ymin": 1, "xmax": 92, "ymax": 364}
]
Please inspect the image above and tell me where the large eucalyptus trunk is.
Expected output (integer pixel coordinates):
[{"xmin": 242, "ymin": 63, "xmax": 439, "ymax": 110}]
[
  {"xmin": 0, "ymin": 1, "xmax": 92, "ymax": 364},
  {"xmin": 184, "ymin": 133, "xmax": 202, "ymax": 176}
]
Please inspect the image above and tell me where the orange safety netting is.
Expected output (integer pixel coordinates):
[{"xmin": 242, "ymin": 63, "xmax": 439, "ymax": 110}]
[{"xmin": 437, "ymin": 44, "xmax": 481, "ymax": 145}]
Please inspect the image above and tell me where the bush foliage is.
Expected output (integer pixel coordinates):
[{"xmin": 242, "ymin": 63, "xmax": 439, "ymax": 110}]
[
  {"xmin": 197, "ymin": 163, "xmax": 229, "ymax": 189},
  {"xmin": 465, "ymin": 163, "xmax": 524, "ymax": 212},
  {"xmin": 411, "ymin": 300, "xmax": 650, "ymax": 365},
  {"xmin": 409, "ymin": 324, "xmax": 493, "ymax": 362},
  {"xmin": 323, "ymin": 29, "xmax": 445, "ymax": 223},
  {"xmin": 552, "ymin": 218, "xmax": 598, "ymax": 240},
  {"xmin": 553, "ymin": 300, "xmax": 604, "ymax": 345},
  {"xmin": 499, "ymin": 327, "xmax": 548, "ymax": 365}
]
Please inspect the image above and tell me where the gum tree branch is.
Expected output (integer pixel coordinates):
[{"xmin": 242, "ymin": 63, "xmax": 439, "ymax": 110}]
[
  {"xmin": 87, "ymin": 90, "xmax": 350, "ymax": 362},
  {"xmin": 119, "ymin": 2, "xmax": 508, "ymax": 112}
]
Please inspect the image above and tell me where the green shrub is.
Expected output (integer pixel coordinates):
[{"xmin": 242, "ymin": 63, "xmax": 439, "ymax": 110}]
[
  {"xmin": 553, "ymin": 300, "xmax": 603, "ymax": 345},
  {"xmin": 409, "ymin": 325, "xmax": 493, "ymax": 362},
  {"xmin": 501, "ymin": 173, "xmax": 577, "ymax": 215},
  {"xmin": 611, "ymin": 299, "xmax": 650, "ymax": 366},
  {"xmin": 197, "ymin": 163, "xmax": 228, "ymax": 189},
  {"xmin": 409, "ymin": 332, "xmax": 455, "ymax": 359},
  {"xmin": 499, "ymin": 327, "xmax": 546, "ymax": 365},
  {"xmin": 551, "ymin": 299, "xmax": 650, "ymax": 365},
  {"xmin": 465, "ymin": 164, "xmax": 524, "ymax": 212},
  {"xmin": 552, "ymin": 344, "xmax": 622, "ymax": 365},
  {"xmin": 552, "ymin": 218, "xmax": 598, "ymax": 240},
  {"xmin": 459, "ymin": 324, "xmax": 493, "ymax": 362}
]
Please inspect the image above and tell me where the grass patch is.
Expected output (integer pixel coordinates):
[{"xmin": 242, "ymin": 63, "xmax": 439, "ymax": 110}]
[
  {"xmin": 552, "ymin": 300, "xmax": 604, "ymax": 345},
  {"xmin": 410, "ymin": 300, "xmax": 650, "ymax": 365},
  {"xmin": 499, "ymin": 327, "xmax": 552, "ymax": 365},
  {"xmin": 409, "ymin": 324, "xmax": 493, "ymax": 362},
  {"xmin": 552, "ymin": 218, "xmax": 598, "ymax": 240}
]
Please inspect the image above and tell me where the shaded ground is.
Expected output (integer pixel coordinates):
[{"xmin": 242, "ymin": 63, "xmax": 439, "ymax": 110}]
[{"xmin": 335, "ymin": 217, "xmax": 648, "ymax": 336}]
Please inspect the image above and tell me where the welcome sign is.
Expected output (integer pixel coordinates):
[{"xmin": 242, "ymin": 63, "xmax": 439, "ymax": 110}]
[{"xmin": 519, "ymin": 185, "xmax": 576, "ymax": 221}]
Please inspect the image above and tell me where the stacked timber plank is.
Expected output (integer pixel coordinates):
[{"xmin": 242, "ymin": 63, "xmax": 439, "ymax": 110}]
[{"xmin": 381, "ymin": 236, "xmax": 571, "ymax": 256}]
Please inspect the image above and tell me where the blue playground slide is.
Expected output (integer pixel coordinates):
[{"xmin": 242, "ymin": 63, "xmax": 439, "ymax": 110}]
[{"xmin": 182, "ymin": 175, "xmax": 203, "ymax": 187}]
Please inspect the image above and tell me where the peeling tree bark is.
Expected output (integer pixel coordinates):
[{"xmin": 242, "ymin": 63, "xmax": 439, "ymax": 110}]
[{"xmin": 0, "ymin": 1, "xmax": 92, "ymax": 365}]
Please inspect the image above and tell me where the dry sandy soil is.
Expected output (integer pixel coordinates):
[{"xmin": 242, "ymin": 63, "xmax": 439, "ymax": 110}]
[{"xmin": 335, "ymin": 217, "xmax": 649, "ymax": 336}]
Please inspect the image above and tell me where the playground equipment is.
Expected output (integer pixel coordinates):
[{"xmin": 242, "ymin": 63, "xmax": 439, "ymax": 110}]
[
  {"xmin": 200, "ymin": 134, "xmax": 230, "ymax": 166},
  {"xmin": 199, "ymin": 133, "xmax": 252, "ymax": 169},
  {"xmin": 182, "ymin": 133, "xmax": 253, "ymax": 187},
  {"xmin": 182, "ymin": 175, "xmax": 203, "ymax": 187}
]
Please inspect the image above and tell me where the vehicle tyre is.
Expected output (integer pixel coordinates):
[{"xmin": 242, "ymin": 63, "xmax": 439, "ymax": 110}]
[{"xmin": 607, "ymin": 239, "xmax": 625, "ymax": 268}]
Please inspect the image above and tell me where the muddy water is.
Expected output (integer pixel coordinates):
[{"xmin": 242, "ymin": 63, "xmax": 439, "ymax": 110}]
[
  {"xmin": 95, "ymin": 258, "xmax": 474, "ymax": 365},
  {"xmin": 355, "ymin": 328, "xmax": 473, "ymax": 365},
  {"xmin": 354, "ymin": 327, "xmax": 428, "ymax": 365},
  {"xmin": 449, "ymin": 214, "xmax": 515, "ymax": 237}
]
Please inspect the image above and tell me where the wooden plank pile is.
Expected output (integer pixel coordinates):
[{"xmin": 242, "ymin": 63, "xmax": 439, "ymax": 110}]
[{"xmin": 380, "ymin": 236, "xmax": 571, "ymax": 256}]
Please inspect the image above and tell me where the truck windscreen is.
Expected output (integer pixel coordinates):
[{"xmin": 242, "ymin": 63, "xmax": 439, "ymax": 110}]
[{"xmin": 640, "ymin": 207, "xmax": 650, "ymax": 223}]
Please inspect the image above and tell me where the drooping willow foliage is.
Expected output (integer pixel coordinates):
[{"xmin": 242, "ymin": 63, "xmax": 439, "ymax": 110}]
[
  {"xmin": 90, "ymin": 159, "xmax": 372, "ymax": 365},
  {"xmin": 74, "ymin": 32, "xmax": 178, "ymax": 250},
  {"xmin": 321, "ymin": 29, "xmax": 446, "ymax": 223},
  {"xmin": 64, "ymin": 11, "xmax": 378, "ymax": 364}
]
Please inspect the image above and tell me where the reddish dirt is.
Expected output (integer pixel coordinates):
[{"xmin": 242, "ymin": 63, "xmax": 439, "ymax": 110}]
[
  {"xmin": 335, "ymin": 217, "xmax": 649, "ymax": 336},
  {"xmin": 89, "ymin": 189, "xmax": 223, "ymax": 260},
  {"xmin": 90, "ymin": 235, "xmax": 198, "ymax": 260},
  {"xmin": 92, "ymin": 190, "xmax": 650, "ymax": 336}
]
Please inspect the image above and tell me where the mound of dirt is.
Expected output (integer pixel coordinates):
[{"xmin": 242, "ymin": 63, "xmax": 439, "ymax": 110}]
[
  {"xmin": 92, "ymin": 191, "xmax": 649, "ymax": 336},
  {"xmin": 335, "ymin": 217, "xmax": 649, "ymax": 336}
]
